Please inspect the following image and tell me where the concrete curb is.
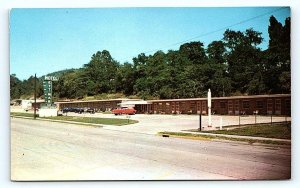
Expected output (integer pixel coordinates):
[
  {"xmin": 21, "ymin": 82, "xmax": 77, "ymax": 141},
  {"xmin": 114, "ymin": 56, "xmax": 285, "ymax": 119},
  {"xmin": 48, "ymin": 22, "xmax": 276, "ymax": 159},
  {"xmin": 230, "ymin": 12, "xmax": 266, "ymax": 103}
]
[
  {"xmin": 11, "ymin": 116, "xmax": 104, "ymax": 128},
  {"xmin": 181, "ymin": 130, "xmax": 291, "ymax": 143}
]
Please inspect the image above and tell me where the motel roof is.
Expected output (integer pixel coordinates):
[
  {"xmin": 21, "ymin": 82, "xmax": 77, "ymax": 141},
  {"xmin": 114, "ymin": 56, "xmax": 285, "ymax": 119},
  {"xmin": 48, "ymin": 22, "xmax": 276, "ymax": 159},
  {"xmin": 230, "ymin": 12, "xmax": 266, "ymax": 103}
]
[
  {"xmin": 53, "ymin": 94, "xmax": 291, "ymax": 104},
  {"xmin": 55, "ymin": 98, "xmax": 141, "ymax": 104},
  {"xmin": 148, "ymin": 94, "xmax": 291, "ymax": 103}
]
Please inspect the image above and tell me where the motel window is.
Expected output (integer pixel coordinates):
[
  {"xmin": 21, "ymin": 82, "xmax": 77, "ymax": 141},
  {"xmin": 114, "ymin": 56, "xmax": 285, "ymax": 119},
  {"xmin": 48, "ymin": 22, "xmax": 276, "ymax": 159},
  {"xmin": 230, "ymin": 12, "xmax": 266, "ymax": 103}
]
[
  {"xmin": 166, "ymin": 103, "xmax": 170, "ymax": 106},
  {"xmin": 243, "ymin": 101, "xmax": 250, "ymax": 109},
  {"xmin": 256, "ymin": 101, "xmax": 264, "ymax": 109},
  {"xmin": 159, "ymin": 103, "xmax": 162, "ymax": 105}
]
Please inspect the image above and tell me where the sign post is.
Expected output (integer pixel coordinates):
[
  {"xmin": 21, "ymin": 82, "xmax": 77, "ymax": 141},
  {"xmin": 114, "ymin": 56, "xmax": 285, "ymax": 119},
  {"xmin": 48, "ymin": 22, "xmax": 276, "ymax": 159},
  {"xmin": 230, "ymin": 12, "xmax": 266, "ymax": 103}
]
[
  {"xmin": 43, "ymin": 76, "xmax": 58, "ymax": 107},
  {"xmin": 39, "ymin": 76, "xmax": 59, "ymax": 117},
  {"xmin": 43, "ymin": 80, "xmax": 53, "ymax": 106}
]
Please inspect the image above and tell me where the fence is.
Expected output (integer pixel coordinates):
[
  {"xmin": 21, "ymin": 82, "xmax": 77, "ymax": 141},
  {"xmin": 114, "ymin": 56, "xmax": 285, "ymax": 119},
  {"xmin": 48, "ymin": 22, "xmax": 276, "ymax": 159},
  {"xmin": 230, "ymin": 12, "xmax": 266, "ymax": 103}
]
[{"xmin": 199, "ymin": 114, "xmax": 291, "ymax": 130}]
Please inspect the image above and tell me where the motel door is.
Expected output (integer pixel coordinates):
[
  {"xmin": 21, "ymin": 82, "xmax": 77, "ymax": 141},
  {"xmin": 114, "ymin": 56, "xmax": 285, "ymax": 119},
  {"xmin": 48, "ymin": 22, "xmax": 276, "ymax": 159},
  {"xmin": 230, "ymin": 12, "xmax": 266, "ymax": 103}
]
[
  {"xmin": 228, "ymin": 100, "xmax": 233, "ymax": 115},
  {"xmin": 201, "ymin": 101, "xmax": 207, "ymax": 115},
  {"xmin": 134, "ymin": 105, "xmax": 142, "ymax": 114},
  {"xmin": 190, "ymin": 101, "xmax": 197, "ymax": 114},
  {"xmin": 285, "ymin": 99, "xmax": 291, "ymax": 116},
  {"xmin": 275, "ymin": 99, "xmax": 281, "ymax": 115},
  {"xmin": 175, "ymin": 102, "xmax": 180, "ymax": 114},
  {"xmin": 196, "ymin": 101, "xmax": 201, "ymax": 114},
  {"xmin": 219, "ymin": 101, "xmax": 228, "ymax": 115},
  {"xmin": 267, "ymin": 99, "xmax": 273, "ymax": 115},
  {"xmin": 234, "ymin": 100, "xmax": 240, "ymax": 115}
]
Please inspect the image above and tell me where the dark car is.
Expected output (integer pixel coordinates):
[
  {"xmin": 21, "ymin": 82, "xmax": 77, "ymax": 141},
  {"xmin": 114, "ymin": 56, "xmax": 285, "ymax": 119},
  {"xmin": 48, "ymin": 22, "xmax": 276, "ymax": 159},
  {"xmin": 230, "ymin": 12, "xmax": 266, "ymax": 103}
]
[
  {"xmin": 62, "ymin": 107, "xmax": 72, "ymax": 113},
  {"xmin": 86, "ymin": 108, "xmax": 95, "ymax": 114},
  {"xmin": 74, "ymin": 108, "xmax": 84, "ymax": 114}
]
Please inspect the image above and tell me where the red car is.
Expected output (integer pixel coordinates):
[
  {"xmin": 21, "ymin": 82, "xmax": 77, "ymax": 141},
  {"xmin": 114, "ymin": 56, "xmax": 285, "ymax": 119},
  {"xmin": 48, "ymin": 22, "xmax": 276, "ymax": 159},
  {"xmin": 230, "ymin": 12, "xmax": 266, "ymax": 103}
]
[{"xmin": 112, "ymin": 107, "xmax": 136, "ymax": 115}]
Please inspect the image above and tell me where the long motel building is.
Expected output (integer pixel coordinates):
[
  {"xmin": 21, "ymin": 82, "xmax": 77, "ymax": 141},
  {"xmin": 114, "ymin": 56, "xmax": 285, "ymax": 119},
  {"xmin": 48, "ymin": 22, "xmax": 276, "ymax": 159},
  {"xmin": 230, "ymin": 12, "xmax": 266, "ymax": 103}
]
[{"xmin": 54, "ymin": 94, "xmax": 291, "ymax": 116}]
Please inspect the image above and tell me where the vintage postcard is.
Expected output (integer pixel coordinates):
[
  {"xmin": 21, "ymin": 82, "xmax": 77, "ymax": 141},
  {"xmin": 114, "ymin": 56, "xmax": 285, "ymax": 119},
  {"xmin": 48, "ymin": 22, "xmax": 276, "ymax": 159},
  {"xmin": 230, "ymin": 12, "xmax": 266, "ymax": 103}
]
[{"xmin": 10, "ymin": 7, "xmax": 291, "ymax": 181}]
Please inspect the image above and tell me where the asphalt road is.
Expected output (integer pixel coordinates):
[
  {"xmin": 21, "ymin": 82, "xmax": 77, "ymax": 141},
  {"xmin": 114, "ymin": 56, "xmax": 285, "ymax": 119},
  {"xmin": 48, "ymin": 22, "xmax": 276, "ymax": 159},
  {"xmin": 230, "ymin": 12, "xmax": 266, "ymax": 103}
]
[{"xmin": 11, "ymin": 118, "xmax": 291, "ymax": 181}]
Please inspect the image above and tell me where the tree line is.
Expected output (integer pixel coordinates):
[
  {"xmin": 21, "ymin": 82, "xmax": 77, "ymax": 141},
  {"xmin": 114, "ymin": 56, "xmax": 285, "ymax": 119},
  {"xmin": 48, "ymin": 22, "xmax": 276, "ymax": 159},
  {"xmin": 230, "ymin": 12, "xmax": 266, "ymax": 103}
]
[{"xmin": 10, "ymin": 16, "xmax": 290, "ymax": 100}]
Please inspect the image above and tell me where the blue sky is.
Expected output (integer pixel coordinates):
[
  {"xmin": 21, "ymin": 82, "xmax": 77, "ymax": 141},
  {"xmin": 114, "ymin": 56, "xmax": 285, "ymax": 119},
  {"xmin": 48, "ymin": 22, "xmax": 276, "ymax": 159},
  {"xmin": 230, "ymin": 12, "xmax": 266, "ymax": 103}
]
[{"xmin": 10, "ymin": 7, "xmax": 290, "ymax": 80}]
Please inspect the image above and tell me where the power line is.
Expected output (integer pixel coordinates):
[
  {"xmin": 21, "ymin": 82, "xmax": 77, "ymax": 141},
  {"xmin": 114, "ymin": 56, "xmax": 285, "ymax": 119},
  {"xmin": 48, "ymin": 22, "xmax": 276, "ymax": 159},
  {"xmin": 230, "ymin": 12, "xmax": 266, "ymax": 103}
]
[{"xmin": 120, "ymin": 7, "xmax": 288, "ymax": 62}]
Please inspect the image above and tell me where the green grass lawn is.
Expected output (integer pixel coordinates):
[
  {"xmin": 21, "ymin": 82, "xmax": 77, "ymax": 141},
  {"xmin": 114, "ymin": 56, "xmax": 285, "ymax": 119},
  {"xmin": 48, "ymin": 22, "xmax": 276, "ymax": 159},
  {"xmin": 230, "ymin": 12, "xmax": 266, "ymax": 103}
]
[
  {"xmin": 10, "ymin": 112, "xmax": 138, "ymax": 126},
  {"xmin": 204, "ymin": 123, "xmax": 291, "ymax": 139},
  {"xmin": 45, "ymin": 116, "xmax": 137, "ymax": 125},
  {"xmin": 158, "ymin": 131, "xmax": 290, "ymax": 145},
  {"xmin": 11, "ymin": 112, "xmax": 36, "ymax": 117}
]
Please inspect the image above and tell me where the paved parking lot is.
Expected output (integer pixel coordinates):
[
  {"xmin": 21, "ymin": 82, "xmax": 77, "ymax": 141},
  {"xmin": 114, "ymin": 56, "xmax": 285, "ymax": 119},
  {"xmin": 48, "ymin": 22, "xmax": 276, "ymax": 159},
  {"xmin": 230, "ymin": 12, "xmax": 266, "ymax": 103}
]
[
  {"xmin": 11, "ymin": 107, "xmax": 291, "ymax": 135},
  {"xmin": 69, "ymin": 112, "xmax": 291, "ymax": 135}
]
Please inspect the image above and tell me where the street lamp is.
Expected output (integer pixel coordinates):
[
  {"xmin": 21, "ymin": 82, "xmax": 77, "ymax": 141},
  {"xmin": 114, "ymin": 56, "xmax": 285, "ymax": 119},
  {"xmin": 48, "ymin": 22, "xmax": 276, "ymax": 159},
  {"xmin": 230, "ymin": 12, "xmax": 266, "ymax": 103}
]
[{"xmin": 208, "ymin": 89, "xmax": 212, "ymax": 127}]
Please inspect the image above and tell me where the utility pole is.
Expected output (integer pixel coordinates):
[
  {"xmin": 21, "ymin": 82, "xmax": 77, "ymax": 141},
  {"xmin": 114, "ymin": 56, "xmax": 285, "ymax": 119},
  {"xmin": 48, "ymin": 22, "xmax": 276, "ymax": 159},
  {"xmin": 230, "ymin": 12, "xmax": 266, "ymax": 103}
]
[{"xmin": 34, "ymin": 73, "xmax": 37, "ymax": 119}]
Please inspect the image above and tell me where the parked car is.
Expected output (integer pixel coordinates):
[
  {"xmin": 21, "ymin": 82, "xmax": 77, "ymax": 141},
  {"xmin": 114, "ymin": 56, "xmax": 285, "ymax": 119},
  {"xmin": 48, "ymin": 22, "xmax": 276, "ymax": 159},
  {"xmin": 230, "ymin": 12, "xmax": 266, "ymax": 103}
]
[
  {"xmin": 86, "ymin": 108, "xmax": 95, "ymax": 114},
  {"xmin": 62, "ymin": 107, "xmax": 72, "ymax": 113},
  {"xmin": 112, "ymin": 107, "xmax": 136, "ymax": 115},
  {"xmin": 62, "ymin": 107, "xmax": 83, "ymax": 113},
  {"xmin": 69, "ymin": 108, "xmax": 77, "ymax": 112},
  {"xmin": 74, "ymin": 108, "xmax": 84, "ymax": 114}
]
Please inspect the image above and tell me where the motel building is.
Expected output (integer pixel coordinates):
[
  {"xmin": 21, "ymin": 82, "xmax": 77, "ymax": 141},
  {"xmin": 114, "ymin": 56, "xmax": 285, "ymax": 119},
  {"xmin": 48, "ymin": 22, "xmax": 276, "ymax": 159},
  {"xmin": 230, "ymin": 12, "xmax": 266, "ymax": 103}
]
[{"xmin": 53, "ymin": 94, "xmax": 291, "ymax": 116}]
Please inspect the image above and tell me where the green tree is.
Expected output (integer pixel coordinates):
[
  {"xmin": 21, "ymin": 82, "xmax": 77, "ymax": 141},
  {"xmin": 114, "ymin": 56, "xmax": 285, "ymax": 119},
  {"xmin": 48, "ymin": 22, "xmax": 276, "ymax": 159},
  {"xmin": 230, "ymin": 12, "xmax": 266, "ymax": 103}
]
[
  {"xmin": 115, "ymin": 62, "xmax": 135, "ymax": 95},
  {"xmin": 179, "ymin": 41, "xmax": 207, "ymax": 64},
  {"xmin": 223, "ymin": 28, "xmax": 264, "ymax": 94},
  {"xmin": 165, "ymin": 50, "xmax": 189, "ymax": 98},
  {"xmin": 84, "ymin": 50, "xmax": 120, "ymax": 94},
  {"xmin": 20, "ymin": 75, "xmax": 43, "ymax": 99},
  {"xmin": 206, "ymin": 40, "xmax": 231, "ymax": 96},
  {"xmin": 10, "ymin": 74, "xmax": 23, "ymax": 99},
  {"xmin": 263, "ymin": 16, "xmax": 290, "ymax": 93},
  {"xmin": 207, "ymin": 41, "xmax": 226, "ymax": 64},
  {"xmin": 135, "ymin": 51, "xmax": 171, "ymax": 98}
]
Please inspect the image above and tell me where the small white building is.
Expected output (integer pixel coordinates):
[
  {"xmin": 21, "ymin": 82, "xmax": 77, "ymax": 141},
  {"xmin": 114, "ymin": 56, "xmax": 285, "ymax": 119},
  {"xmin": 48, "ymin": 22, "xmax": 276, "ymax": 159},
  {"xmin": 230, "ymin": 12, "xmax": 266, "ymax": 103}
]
[
  {"xmin": 20, "ymin": 99, "xmax": 45, "ymax": 111},
  {"xmin": 21, "ymin": 100, "xmax": 33, "ymax": 110}
]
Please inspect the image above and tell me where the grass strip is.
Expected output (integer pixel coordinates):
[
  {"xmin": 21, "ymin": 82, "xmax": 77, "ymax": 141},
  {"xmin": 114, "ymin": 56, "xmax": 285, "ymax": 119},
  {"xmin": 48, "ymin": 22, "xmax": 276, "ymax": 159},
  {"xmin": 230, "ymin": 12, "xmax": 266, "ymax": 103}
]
[
  {"xmin": 11, "ymin": 112, "xmax": 138, "ymax": 126},
  {"xmin": 158, "ymin": 131, "xmax": 291, "ymax": 145},
  {"xmin": 45, "ymin": 116, "xmax": 138, "ymax": 125},
  {"xmin": 203, "ymin": 123, "xmax": 291, "ymax": 140},
  {"xmin": 10, "ymin": 112, "xmax": 36, "ymax": 118}
]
